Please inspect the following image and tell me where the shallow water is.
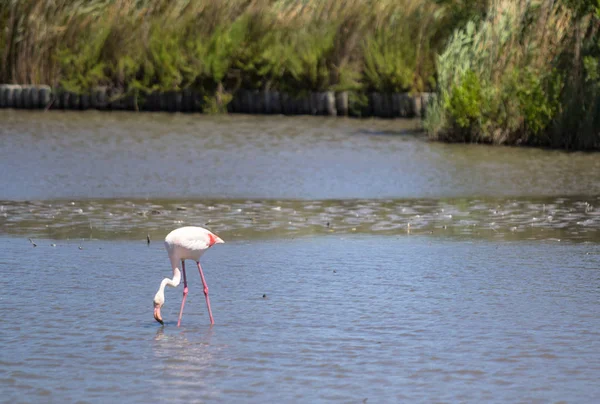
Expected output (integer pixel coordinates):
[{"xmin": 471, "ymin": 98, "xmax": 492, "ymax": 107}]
[
  {"xmin": 1, "ymin": 236, "xmax": 599, "ymax": 403},
  {"xmin": 1, "ymin": 110, "xmax": 600, "ymax": 402},
  {"xmin": 2, "ymin": 196, "xmax": 600, "ymax": 244}
]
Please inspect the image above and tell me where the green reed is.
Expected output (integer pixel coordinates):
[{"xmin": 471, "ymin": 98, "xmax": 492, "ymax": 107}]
[
  {"xmin": 4, "ymin": 0, "xmax": 598, "ymax": 149},
  {"xmin": 0, "ymin": 0, "xmax": 451, "ymax": 96},
  {"xmin": 425, "ymin": 0, "xmax": 600, "ymax": 150}
]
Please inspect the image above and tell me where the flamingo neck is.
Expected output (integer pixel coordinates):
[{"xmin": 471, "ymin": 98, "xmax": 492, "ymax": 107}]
[{"xmin": 158, "ymin": 266, "xmax": 181, "ymax": 295}]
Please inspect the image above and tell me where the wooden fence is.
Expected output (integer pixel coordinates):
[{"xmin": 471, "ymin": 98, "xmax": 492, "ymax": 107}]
[{"xmin": 0, "ymin": 85, "xmax": 433, "ymax": 118}]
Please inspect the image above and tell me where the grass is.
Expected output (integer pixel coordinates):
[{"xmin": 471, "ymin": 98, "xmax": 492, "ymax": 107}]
[
  {"xmin": 2, "ymin": 0, "xmax": 599, "ymax": 149},
  {"xmin": 0, "ymin": 0, "xmax": 453, "ymax": 98}
]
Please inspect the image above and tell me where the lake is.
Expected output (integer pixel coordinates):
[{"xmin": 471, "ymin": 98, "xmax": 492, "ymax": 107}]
[
  {"xmin": 1, "ymin": 110, "xmax": 599, "ymax": 403},
  {"xmin": 1, "ymin": 110, "xmax": 600, "ymax": 201}
]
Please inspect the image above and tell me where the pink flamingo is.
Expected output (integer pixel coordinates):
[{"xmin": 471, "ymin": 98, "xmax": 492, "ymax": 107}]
[{"xmin": 153, "ymin": 226, "xmax": 224, "ymax": 326}]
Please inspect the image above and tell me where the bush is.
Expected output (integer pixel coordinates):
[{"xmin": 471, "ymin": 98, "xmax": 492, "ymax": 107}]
[
  {"xmin": 445, "ymin": 70, "xmax": 484, "ymax": 130},
  {"xmin": 425, "ymin": 0, "xmax": 572, "ymax": 146}
]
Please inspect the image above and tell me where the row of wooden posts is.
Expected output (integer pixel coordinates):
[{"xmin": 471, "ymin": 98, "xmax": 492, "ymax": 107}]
[{"xmin": 0, "ymin": 84, "xmax": 433, "ymax": 118}]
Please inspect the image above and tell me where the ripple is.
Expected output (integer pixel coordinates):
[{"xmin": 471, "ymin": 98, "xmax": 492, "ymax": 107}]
[
  {"xmin": 2, "ymin": 196, "xmax": 600, "ymax": 243},
  {"xmin": 1, "ymin": 233, "xmax": 599, "ymax": 402}
]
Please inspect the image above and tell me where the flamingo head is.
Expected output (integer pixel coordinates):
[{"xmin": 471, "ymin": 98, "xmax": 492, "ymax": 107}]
[
  {"xmin": 208, "ymin": 233, "xmax": 225, "ymax": 246},
  {"xmin": 153, "ymin": 291, "xmax": 165, "ymax": 325}
]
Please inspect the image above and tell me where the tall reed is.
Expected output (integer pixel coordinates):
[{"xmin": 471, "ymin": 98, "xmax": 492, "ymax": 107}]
[
  {"xmin": 550, "ymin": 2, "xmax": 600, "ymax": 149},
  {"xmin": 0, "ymin": 0, "xmax": 453, "ymax": 97},
  {"xmin": 425, "ymin": 0, "xmax": 573, "ymax": 145}
]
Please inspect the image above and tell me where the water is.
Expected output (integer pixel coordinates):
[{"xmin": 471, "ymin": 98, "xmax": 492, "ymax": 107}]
[
  {"xmin": 1, "ymin": 110, "xmax": 600, "ymax": 200},
  {"xmin": 1, "ymin": 110, "xmax": 600, "ymax": 403},
  {"xmin": 2, "ymin": 196, "xmax": 600, "ymax": 243},
  {"xmin": 1, "ymin": 236, "xmax": 599, "ymax": 403}
]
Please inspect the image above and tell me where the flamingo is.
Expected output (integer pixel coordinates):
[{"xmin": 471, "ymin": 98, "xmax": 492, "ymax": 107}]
[{"xmin": 153, "ymin": 226, "xmax": 224, "ymax": 326}]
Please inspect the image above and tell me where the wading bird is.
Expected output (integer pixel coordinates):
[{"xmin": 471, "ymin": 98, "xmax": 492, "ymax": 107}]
[{"xmin": 153, "ymin": 226, "xmax": 224, "ymax": 326}]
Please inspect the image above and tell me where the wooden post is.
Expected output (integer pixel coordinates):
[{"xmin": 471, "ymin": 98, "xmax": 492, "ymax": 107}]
[
  {"xmin": 12, "ymin": 85, "xmax": 22, "ymax": 108},
  {"xmin": 271, "ymin": 91, "xmax": 282, "ymax": 114},
  {"xmin": 325, "ymin": 91, "xmax": 336, "ymax": 116},
  {"xmin": 335, "ymin": 92, "xmax": 348, "ymax": 116},
  {"xmin": 70, "ymin": 92, "xmax": 81, "ymax": 110},
  {"xmin": 60, "ymin": 91, "xmax": 70, "ymax": 110},
  {"xmin": 39, "ymin": 86, "xmax": 51, "ymax": 109},
  {"xmin": 80, "ymin": 93, "xmax": 90, "ymax": 110},
  {"xmin": 0, "ymin": 85, "xmax": 9, "ymax": 108},
  {"xmin": 21, "ymin": 86, "xmax": 31, "ymax": 109}
]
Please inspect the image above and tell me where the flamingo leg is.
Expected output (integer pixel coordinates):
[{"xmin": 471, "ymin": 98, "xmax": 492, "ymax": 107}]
[
  {"xmin": 197, "ymin": 261, "xmax": 214, "ymax": 325},
  {"xmin": 177, "ymin": 260, "xmax": 188, "ymax": 327}
]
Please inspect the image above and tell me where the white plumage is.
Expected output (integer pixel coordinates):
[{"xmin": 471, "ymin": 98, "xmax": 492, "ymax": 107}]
[
  {"xmin": 164, "ymin": 226, "xmax": 221, "ymax": 262},
  {"xmin": 153, "ymin": 226, "xmax": 224, "ymax": 326}
]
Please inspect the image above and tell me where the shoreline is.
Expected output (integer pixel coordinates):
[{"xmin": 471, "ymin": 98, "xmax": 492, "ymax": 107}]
[{"xmin": 0, "ymin": 84, "xmax": 432, "ymax": 118}]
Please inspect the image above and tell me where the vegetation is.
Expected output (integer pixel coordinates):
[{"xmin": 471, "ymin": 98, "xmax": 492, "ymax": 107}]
[
  {"xmin": 0, "ymin": 0, "xmax": 454, "ymax": 97},
  {"xmin": 1, "ymin": 0, "xmax": 600, "ymax": 149},
  {"xmin": 425, "ymin": 0, "xmax": 600, "ymax": 149}
]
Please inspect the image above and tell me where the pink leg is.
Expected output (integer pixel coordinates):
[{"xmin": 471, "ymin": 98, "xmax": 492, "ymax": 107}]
[
  {"xmin": 197, "ymin": 261, "xmax": 214, "ymax": 325},
  {"xmin": 177, "ymin": 260, "xmax": 188, "ymax": 327}
]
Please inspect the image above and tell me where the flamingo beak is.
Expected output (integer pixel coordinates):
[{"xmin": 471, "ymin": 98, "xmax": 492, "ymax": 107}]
[
  {"xmin": 215, "ymin": 236, "xmax": 224, "ymax": 244},
  {"xmin": 154, "ymin": 305, "xmax": 164, "ymax": 325}
]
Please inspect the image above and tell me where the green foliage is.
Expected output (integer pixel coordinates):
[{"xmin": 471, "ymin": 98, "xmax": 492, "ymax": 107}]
[
  {"xmin": 444, "ymin": 70, "xmax": 483, "ymax": 128},
  {"xmin": 6, "ymin": 0, "xmax": 600, "ymax": 150},
  {"xmin": 348, "ymin": 91, "xmax": 369, "ymax": 117},
  {"xmin": 561, "ymin": 0, "xmax": 600, "ymax": 16},
  {"xmin": 203, "ymin": 92, "xmax": 233, "ymax": 114},
  {"xmin": 204, "ymin": 21, "xmax": 247, "ymax": 84},
  {"xmin": 284, "ymin": 25, "xmax": 337, "ymax": 92},
  {"xmin": 515, "ymin": 69, "xmax": 561, "ymax": 136},
  {"xmin": 55, "ymin": 17, "xmax": 111, "ymax": 92},
  {"xmin": 426, "ymin": 0, "xmax": 574, "ymax": 146},
  {"xmin": 550, "ymin": 8, "xmax": 600, "ymax": 149},
  {"xmin": 363, "ymin": 28, "xmax": 416, "ymax": 92},
  {"xmin": 0, "ymin": 0, "xmax": 455, "ymax": 96},
  {"xmin": 434, "ymin": 0, "xmax": 488, "ymax": 28},
  {"xmin": 583, "ymin": 55, "xmax": 600, "ymax": 81},
  {"xmin": 146, "ymin": 24, "xmax": 185, "ymax": 91},
  {"xmin": 362, "ymin": 1, "xmax": 441, "ymax": 93}
]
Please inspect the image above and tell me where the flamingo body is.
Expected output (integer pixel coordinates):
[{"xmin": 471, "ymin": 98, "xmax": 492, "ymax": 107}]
[
  {"xmin": 153, "ymin": 226, "xmax": 224, "ymax": 326},
  {"xmin": 164, "ymin": 226, "xmax": 221, "ymax": 263}
]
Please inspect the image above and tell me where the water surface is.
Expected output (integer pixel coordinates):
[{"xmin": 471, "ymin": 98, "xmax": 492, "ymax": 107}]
[
  {"xmin": 1, "ymin": 110, "xmax": 600, "ymax": 403},
  {"xmin": 1, "ymin": 236, "xmax": 599, "ymax": 403},
  {"xmin": 1, "ymin": 110, "xmax": 599, "ymax": 200},
  {"xmin": 2, "ymin": 196, "xmax": 600, "ymax": 243}
]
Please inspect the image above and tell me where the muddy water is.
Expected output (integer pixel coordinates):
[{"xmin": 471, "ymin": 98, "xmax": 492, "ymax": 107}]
[{"xmin": 1, "ymin": 110, "xmax": 600, "ymax": 403}]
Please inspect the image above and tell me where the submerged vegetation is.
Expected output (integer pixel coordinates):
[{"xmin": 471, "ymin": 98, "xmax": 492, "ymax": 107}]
[{"xmin": 1, "ymin": 0, "xmax": 600, "ymax": 149}]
